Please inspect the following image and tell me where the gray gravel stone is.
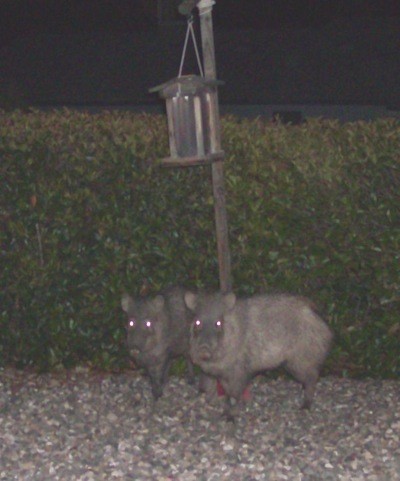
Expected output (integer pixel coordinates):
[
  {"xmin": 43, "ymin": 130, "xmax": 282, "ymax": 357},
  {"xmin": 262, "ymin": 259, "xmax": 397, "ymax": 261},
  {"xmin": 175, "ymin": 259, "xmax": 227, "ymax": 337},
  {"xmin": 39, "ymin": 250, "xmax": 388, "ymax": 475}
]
[{"xmin": 0, "ymin": 367, "xmax": 399, "ymax": 480}]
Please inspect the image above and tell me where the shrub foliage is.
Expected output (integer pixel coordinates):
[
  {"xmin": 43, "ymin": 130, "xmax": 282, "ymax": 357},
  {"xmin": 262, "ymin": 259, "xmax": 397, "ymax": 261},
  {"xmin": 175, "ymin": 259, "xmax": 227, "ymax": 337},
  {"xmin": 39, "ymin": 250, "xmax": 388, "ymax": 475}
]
[{"xmin": 1, "ymin": 109, "xmax": 399, "ymax": 376}]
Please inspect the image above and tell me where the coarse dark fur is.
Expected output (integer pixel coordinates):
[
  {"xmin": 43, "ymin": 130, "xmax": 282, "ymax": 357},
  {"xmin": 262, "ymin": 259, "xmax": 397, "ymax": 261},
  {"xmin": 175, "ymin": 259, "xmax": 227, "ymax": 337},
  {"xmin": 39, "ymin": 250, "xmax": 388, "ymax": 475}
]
[
  {"xmin": 121, "ymin": 286, "xmax": 195, "ymax": 399},
  {"xmin": 185, "ymin": 291, "xmax": 333, "ymax": 420}
]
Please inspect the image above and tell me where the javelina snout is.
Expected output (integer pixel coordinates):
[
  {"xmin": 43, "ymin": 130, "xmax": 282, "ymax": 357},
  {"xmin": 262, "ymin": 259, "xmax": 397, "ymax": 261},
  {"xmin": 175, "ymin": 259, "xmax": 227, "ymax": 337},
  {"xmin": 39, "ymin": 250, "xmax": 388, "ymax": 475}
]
[
  {"xmin": 125, "ymin": 315, "xmax": 158, "ymax": 356},
  {"xmin": 128, "ymin": 346, "xmax": 140, "ymax": 358},
  {"xmin": 191, "ymin": 330, "xmax": 222, "ymax": 363},
  {"xmin": 187, "ymin": 294, "xmax": 228, "ymax": 365},
  {"xmin": 193, "ymin": 342, "xmax": 213, "ymax": 362},
  {"xmin": 198, "ymin": 349, "xmax": 212, "ymax": 361}
]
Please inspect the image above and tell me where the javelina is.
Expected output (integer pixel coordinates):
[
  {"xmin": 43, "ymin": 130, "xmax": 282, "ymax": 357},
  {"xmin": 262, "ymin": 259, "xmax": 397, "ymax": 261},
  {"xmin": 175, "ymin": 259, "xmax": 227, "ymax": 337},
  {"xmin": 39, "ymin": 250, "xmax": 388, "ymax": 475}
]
[
  {"xmin": 121, "ymin": 286, "xmax": 195, "ymax": 400},
  {"xmin": 185, "ymin": 291, "xmax": 333, "ymax": 419}
]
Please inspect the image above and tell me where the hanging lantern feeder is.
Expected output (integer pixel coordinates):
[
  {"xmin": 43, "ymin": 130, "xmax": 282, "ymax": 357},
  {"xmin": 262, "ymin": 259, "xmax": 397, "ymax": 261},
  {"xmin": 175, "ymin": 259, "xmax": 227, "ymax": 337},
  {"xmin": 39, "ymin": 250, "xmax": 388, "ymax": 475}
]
[
  {"xmin": 149, "ymin": 13, "xmax": 225, "ymax": 167},
  {"xmin": 150, "ymin": 74, "xmax": 224, "ymax": 166}
]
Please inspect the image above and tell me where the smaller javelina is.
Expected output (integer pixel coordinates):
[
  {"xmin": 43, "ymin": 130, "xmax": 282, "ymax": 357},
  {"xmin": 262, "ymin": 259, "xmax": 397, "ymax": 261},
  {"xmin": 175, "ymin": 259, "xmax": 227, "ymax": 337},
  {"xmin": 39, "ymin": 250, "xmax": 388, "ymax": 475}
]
[
  {"xmin": 121, "ymin": 286, "xmax": 195, "ymax": 399},
  {"xmin": 185, "ymin": 291, "xmax": 333, "ymax": 419}
]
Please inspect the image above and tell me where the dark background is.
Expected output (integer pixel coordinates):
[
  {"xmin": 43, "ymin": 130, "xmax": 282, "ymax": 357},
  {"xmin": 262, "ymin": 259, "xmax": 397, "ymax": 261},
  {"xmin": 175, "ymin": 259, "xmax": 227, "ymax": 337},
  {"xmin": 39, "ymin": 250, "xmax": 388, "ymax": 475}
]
[
  {"xmin": 1, "ymin": 0, "xmax": 399, "ymax": 38},
  {"xmin": 1, "ymin": 0, "xmax": 399, "ymax": 116}
]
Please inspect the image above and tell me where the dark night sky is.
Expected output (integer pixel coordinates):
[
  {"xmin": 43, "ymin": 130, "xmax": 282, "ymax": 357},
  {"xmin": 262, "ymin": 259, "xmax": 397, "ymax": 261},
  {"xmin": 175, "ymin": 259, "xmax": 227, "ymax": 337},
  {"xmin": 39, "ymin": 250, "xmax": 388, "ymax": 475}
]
[
  {"xmin": 1, "ymin": 0, "xmax": 399, "ymax": 41},
  {"xmin": 0, "ymin": 0, "xmax": 399, "ymax": 109}
]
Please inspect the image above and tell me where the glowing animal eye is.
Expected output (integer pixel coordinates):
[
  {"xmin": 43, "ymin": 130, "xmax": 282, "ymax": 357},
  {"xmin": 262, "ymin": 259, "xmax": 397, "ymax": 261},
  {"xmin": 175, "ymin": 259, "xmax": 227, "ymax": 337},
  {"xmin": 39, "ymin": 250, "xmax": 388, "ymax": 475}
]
[
  {"xmin": 145, "ymin": 320, "xmax": 152, "ymax": 329},
  {"xmin": 194, "ymin": 319, "xmax": 202, "ymax": 328},
  {"xmin": 128, "ymin": 319, "xmax": 135, "ymax": 328},
  {"xmin": 215, "ymin": 319, "xmax": 223, "ymax": 329}
]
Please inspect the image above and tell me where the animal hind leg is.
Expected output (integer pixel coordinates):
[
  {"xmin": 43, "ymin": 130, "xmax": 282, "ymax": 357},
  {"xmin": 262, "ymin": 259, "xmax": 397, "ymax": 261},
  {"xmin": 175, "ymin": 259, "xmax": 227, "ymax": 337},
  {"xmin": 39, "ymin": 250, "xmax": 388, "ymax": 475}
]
[
  {"xmin": 301, "ymin": 377, "xmax": 317, "ymax": 410},
  {"xmin": 286, "ymin": 362, "xmax": 319, "ymax": 409}
]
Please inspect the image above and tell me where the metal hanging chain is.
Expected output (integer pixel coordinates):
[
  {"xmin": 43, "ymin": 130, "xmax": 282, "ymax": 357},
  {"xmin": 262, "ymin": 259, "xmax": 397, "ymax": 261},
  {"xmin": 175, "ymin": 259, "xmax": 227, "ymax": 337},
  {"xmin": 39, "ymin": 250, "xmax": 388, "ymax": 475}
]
[{"xmin": 178, "ymin": 15, "xmax": 204, "ymax": 78}]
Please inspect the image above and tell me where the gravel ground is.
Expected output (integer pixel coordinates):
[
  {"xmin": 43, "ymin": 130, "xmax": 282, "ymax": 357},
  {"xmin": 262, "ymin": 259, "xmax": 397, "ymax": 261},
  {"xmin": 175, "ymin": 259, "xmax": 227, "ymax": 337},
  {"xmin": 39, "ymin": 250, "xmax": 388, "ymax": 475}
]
[{"xmin": 0, "ymin": 368, "xmax": 399, "ymax": 481}]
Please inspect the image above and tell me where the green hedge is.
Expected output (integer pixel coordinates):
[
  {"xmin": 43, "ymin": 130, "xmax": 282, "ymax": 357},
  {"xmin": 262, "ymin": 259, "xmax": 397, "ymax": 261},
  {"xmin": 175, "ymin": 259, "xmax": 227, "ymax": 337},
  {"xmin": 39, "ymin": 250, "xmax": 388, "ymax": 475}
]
[{"xmin": 1, "ymin": 109, "xmax": 399, "ymax": 377}]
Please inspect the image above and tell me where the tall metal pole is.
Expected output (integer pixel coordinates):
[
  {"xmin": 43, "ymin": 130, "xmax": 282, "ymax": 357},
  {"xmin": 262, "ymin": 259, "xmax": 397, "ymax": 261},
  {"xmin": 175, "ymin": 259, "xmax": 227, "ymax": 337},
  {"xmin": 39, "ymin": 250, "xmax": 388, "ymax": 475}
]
[{"xmin": 197, "ymin": 0, "xmax": 232, "ymax": 293}]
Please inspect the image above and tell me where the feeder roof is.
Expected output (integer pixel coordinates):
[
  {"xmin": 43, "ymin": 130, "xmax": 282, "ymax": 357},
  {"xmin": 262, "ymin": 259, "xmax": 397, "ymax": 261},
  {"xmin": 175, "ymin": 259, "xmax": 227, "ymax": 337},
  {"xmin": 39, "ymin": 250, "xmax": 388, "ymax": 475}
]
[{"xmin": 149, "ymin": 75, "xmax": 223, "ymax": 98}]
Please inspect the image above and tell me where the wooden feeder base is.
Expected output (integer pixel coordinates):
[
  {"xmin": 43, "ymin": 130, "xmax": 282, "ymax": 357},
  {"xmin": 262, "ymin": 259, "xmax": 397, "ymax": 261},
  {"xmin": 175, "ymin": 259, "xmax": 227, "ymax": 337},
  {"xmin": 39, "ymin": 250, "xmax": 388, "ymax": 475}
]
[{"xmin": 159, "ymin": 151, "xmax": 225, "ymax": 167}]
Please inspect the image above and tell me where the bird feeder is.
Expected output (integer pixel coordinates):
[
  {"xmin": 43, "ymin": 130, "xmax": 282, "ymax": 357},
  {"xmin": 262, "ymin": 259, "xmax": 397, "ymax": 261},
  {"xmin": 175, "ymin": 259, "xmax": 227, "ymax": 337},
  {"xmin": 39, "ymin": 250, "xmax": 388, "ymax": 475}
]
[
  {"xmin": 148, "ymin": 0, "xmax": 232, "ymax": 293},
  {"xmin": 150, "ymin": 74, "xmax": 225, "ymax": 166}
]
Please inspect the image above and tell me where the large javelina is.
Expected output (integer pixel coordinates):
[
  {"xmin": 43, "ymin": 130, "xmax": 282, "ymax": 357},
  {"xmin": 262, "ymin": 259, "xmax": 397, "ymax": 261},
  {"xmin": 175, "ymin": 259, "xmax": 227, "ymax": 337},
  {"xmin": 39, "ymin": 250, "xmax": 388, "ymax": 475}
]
[
  {"xmin": 185, "ymin": 291, "xmax": 333, "ymax": 419},
  {"xmin": 121, "ymin": 286, "xmax": 195, "ymax": 400}
]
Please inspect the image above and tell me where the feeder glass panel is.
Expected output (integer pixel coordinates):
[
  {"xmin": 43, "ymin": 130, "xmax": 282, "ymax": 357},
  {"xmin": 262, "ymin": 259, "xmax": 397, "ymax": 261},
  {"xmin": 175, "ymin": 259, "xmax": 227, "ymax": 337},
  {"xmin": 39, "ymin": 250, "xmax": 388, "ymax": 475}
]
[
  {"xmin": 150, "ymin": 75, "xmax": 224, "ymax": 163},
  {"xmin": 167, "ymin": 90, "xmax": 213, "ymax": 158},
  {"xmin": 171, "ymin": 95, "xmax": 197, "ymax": 157}
]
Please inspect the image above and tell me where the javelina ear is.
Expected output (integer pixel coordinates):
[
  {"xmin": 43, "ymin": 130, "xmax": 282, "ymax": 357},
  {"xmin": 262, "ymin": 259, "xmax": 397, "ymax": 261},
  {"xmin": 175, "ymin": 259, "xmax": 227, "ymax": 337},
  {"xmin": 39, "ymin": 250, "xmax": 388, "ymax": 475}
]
[
  {"xmin": 184, "ymin": 291, "xmax": 197, "ymax": 311},
  {"xmin": 223, "ymin": 292, "xmax": 236, "ymax": 310},
  {"xmin": 121, "ymin": 293, "xmax": 134, "ymax": 313},
  {"xmin": 152, "ymin": 295, "xmax": 165, "ymax": 312}
]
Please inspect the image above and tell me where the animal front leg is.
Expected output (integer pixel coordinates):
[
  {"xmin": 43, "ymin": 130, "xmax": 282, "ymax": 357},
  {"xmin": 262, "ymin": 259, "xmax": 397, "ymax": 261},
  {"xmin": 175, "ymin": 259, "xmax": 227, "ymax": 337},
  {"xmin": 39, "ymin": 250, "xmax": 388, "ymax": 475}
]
[
  {"xmin": 186, "ymin": 355, "xmax": 195, "ymax": 385},
  {"xmin": 220, "ymin": 376, "xmax": 249, "ymax": 422},
  {"xmin": 146, "ymin": 362, "xmax": 168, "ymax": 400}
]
